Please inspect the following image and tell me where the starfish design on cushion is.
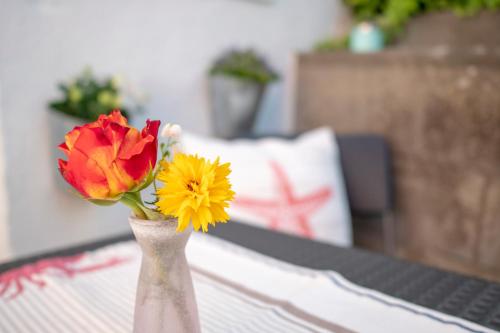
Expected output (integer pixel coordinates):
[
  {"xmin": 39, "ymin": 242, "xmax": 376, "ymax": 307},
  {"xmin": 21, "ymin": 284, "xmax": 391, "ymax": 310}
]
[{"xmin": 233, "ymin": 161, "xmax": 333, "ymax": 238}]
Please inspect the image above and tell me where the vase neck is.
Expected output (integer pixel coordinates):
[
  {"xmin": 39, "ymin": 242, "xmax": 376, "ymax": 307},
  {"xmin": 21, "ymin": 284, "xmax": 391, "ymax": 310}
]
[{"xmin": 129, "ymin": 217, "xmax": 191, "ymax": 258}]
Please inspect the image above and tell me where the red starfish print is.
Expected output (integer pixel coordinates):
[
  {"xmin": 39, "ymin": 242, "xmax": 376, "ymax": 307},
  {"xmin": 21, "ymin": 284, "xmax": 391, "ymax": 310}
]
[
  {"xmin": 233, "ymin": 161, "xmax": 333, "ymax": 238},
  {"xmin": 0, "ymin": 253, "xmax": 129, "ymax": 300}
]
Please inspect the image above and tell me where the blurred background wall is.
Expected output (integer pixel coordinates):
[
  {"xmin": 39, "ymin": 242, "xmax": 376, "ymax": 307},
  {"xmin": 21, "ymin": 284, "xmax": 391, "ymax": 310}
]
[
  {"xmin": 0, "ymin": 0, "xmax": 344, "ymax": 259},
  {"xmin": 0, "ymin": 87, "xmax": 10, "ymax": 261}
]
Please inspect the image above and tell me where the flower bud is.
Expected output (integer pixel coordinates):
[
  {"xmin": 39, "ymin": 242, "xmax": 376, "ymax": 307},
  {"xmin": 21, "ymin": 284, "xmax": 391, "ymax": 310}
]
[{"xmin": 161, "ymin": 123, "xmax": 182, "ymax": 140}]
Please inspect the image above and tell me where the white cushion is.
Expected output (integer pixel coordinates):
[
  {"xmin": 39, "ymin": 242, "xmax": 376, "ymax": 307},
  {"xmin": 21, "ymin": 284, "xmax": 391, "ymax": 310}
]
[{"xmin": 181, "ymin": 128, "xmax": 352, "ymax": 246}]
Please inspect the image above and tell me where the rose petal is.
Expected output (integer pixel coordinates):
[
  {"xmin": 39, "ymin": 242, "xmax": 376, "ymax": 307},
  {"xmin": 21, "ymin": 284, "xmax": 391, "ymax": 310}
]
[
  {"xmin": 56, "ymin": 110, "xmax": 160, "ymax": 199},
  {"xmin": 64, "ymin": 126, "xmax": 82, "ymax": 151},
  {"xmin": 108, "ymin": 110, "xmax": 129, "ymax": 126}
]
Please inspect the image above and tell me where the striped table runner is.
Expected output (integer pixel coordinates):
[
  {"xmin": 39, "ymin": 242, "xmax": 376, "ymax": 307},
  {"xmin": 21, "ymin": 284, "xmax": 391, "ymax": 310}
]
[{"xmin": 0, "ymin": 234, "xmax": 495, "ymax": 333}]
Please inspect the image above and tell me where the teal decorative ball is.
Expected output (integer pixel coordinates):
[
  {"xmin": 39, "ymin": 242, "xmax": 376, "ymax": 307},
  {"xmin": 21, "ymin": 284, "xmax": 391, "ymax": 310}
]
[{"xmin": 349, "ymin": 22, "xmax": 384, "ymax": 53}]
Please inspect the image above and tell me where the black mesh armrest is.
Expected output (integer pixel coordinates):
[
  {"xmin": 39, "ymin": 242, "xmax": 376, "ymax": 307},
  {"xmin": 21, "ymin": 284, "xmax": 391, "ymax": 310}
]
[{"xmin": 337, "ymin": 135, "xmax": 393, "ymax": 217}]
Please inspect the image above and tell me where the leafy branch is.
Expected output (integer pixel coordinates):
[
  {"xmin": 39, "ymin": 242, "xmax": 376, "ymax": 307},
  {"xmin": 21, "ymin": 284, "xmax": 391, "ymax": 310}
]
[{"xmin": 315, "ymin": 0, "xmax": 500, "ymax": 52}]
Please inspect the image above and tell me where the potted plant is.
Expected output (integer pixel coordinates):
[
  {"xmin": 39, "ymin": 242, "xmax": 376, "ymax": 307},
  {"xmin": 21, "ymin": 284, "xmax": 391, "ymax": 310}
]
[
  {"xmin": 209, "ymin": 49, "xmax": 278, "ymax": 138},
  {"xmin": 48, "ymin": 68, "xmax": 145, "ymax": 188}
]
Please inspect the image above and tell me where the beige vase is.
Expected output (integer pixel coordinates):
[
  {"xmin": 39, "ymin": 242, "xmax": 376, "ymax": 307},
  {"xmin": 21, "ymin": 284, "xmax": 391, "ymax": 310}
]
[{"xmin": 129, "ymin": 217, "xmax": 201, "ymax": 333}]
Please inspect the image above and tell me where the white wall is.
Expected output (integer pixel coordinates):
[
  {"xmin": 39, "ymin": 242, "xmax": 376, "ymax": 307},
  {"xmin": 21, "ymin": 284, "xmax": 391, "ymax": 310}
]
[
  {"xmin": 0, "ymin": 84, "xmax": 11, "ymax": 261},
  {"xmin": 0, "ymin": 0, "xmax": 344, "ymax": 259}
]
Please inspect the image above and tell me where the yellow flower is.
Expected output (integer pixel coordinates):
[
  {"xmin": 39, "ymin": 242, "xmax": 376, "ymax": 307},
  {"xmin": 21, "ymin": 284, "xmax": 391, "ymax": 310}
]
[{"xmin": 156, "ymin": 153, "xmax": 234, "ymax": 232}]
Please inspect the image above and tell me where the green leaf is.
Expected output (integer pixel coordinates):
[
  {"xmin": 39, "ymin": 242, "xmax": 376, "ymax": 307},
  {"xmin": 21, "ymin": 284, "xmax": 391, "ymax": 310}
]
[
  {"xmin": 88, "ymin": 198, "xmax": 120, "ymax": 206},
  {"xmin": 209, "ymin": 49, "xmax": 278, "ymax": 84}
]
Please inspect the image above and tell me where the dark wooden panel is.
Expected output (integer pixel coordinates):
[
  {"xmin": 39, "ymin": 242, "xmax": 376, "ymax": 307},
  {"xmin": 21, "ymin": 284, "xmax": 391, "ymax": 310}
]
[{"xmin": 294, "ymin": 51, "xmax": 500, "ymax": 281}]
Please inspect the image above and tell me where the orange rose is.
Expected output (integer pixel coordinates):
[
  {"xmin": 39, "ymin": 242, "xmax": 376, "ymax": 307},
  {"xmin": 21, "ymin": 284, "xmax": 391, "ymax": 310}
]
[{"xmin": 58, "ymin": 110, "xmax": 160, "ymax": 200}]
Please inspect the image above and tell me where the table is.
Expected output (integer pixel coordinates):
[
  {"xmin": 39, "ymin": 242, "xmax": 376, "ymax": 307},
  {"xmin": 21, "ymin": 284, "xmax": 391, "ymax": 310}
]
[
  {"xmin": 211, "ymin": 222, "xmax": 500, "ymax": 331},
  {"xmin": 1, "ymin": 222, "xmax": 499, "ymax": 332}
]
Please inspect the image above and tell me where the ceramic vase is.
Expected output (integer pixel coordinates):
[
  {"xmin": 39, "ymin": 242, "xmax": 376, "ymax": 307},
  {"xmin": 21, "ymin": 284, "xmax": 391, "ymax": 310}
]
[{"xmin": 129, "ymin": 217, "xmax": 201, "ymax": 333}]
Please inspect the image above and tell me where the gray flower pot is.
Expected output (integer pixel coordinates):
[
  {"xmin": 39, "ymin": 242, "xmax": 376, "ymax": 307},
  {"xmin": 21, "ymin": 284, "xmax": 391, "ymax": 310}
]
[{"xmin": 209, "ymin": 75, "xmax": 265, "ymax": 138}]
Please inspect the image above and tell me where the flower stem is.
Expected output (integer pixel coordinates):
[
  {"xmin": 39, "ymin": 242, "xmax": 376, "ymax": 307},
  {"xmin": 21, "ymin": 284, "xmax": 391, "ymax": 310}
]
[
  {"xmin": 120, "ymin": 193, "xmax": 147, "ymax": 219},
  {"xmin": 121, "ymin": 192, "xmax": 164, "ymax": 220}
]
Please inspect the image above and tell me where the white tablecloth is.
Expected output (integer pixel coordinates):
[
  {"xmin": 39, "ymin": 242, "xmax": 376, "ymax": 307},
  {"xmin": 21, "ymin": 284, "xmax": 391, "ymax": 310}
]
[{"xmin": 0, "ymin": 233, "xmax": 494, "ymax": 333}]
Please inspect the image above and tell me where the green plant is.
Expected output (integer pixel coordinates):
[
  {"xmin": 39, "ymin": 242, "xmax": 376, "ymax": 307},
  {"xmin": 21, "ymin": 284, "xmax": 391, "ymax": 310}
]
[
  {"xmin": 49, "ymin": 68, "xmax": 142, "ymax": 121},
  {"xmin": 315, "ymin": 0, "xmax": 500, "ymax": 52},
  {"xmin": 315, "ymin": 36, "xmax": 350, "ymax": 52},
  {"xmin": 210, "ymin": 49, "xmax": 278, "ymax": 84}
]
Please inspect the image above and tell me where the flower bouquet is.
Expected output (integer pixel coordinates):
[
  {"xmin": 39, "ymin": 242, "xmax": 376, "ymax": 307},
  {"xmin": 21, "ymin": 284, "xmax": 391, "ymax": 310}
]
[{"xmin": 57, "ymin": 110, "xmax": 234, "ymax": 332}]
